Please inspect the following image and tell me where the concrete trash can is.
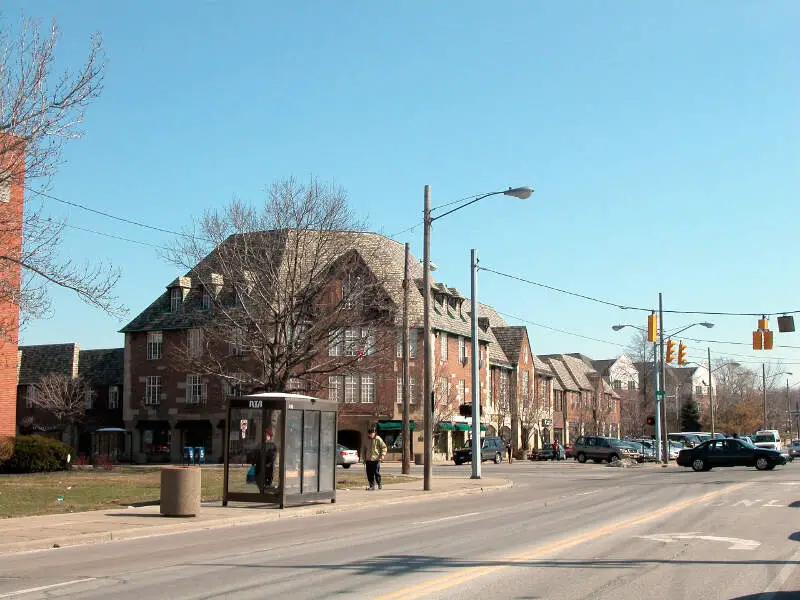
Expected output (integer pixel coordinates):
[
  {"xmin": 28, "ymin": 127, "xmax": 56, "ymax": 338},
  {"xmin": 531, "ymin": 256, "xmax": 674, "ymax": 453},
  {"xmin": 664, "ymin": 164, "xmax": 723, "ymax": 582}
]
[
  {"xmin": 160, "ymin": 466, "xmax": 201, "ymax": 517},
  {"xmin": 414, "ymin": 453, "xmax": 424, "ymax": 465}
]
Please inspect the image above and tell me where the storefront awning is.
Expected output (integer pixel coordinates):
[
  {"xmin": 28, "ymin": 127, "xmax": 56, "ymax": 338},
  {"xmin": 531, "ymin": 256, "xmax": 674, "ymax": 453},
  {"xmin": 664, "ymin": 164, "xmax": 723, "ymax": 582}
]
[
  {"xmin": 377, "ymin": 420, "xmax": 416, "ymax": 431},
  {"xmin": 453, "ymin": 423, "xmax": 487, "ymax": 432},
  {"xmin": 438, "ymin": 423, "xmax": 455, "ymax": 431}
]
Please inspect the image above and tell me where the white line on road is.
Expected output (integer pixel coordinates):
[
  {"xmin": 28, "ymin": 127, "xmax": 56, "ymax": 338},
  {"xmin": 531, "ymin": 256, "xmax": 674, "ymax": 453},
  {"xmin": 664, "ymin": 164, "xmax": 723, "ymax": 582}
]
[
  {"xmin": 759, "ymin": 546, "xmax": 800, "ymax": 599},
  {"xmin": 412, "ymin": 512, "xmax": 480, "ymax": 525},
  {"xmin": 637, "ymin": 532, "xmax": 760, "ymax": 550},
  {"xmin": 0, "ymin": 578, "xmax": 96, "ymax": 598}
]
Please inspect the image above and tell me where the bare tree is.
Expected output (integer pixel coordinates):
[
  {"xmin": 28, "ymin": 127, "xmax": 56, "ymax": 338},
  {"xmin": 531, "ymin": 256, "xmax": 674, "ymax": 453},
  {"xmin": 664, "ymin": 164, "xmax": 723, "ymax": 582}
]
[
  {"xmin": 31, "ymin": 372, "xmax": 90, "ymax": 448},
  {"xmin": 433, "ymin": 370, "xmax": 458, "ymax": 452},
  {"xmin": 0, "ymin": 15, "xmax": 123, "ymax": 339},
  {"xmin": 520, "ymin": 390, "xmax": 547, "ymax": 450},
  {"xmin": 164, "ymin": 177, "xmax": 397, "ymax": 393}
]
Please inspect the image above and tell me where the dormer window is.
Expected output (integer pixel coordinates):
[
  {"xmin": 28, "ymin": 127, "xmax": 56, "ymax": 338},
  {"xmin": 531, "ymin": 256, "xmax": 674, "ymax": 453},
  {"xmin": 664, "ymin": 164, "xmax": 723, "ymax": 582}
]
[
  {"xmin": 170, "ymin": 287, "xmax": 182, "ymax": 312},
  {"xmin": 201, "ymin": 289, "xmax": 213, "ymax": 310}
]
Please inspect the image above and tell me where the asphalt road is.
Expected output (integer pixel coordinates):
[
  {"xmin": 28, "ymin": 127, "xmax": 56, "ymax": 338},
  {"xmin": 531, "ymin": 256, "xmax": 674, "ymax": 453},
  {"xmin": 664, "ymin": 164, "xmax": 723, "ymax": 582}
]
[{"xmin": 1, "ymin": 461, "xmax": 799, "ymax": 600}]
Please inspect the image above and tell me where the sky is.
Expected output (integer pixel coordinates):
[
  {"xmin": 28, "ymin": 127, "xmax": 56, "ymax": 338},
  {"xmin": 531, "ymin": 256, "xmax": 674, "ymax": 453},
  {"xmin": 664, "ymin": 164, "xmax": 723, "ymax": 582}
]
[{"xmin": 7, "ymin": 1, "xmax": 800, "ymax": 386}]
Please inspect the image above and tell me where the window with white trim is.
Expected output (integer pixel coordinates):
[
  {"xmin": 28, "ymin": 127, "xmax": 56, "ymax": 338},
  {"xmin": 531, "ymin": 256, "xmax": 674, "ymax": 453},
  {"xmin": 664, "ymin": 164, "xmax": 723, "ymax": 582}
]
[
  {"xmin": 440, "ymin": 332, "xmax": 448, "ymax": 361},
  {"xmin": 223, "ymin": 373, "xmax": 246, "ymax": 397},
  {"xmin": 329, "ymin": 328, "xmax": 344, "ymax": 356},
  {"xmin": 344, "ymin": 328, "xmax": 359, "ymax": 357},
  {"xmin": 145, "ymin": 376, "xmax": 161, "ymax": 405},
  {"xmin": 84, "ymin": 389, "xmax": 95, "ymax": 410},
  {"xmin": 229, "ymin": 329, "xmax": 246, "ymax": 356},
  {"xmin": 499, "ymin": 371, "xmax": 509, "ymax": 409},
  {"xmin": 360, "ymin": 328, "xmax": 376, "ymax": 357},
  {"xmin": 696, "ymin": 385, "xmax": 704, "ymax": 396},
  {"xmin": 396, "ymin": 329, "xmax": 418, "ymax": 359},
  {"xmin": 146, "ymin": 331, "xmax": 163, "ymax": 360},
  {"xmin": 186, "ymin": 374, "xmax": 207, "ymax": 405},
  {"xmin": 344, "ymin": 375, "xmax": 358, "ymax": 403},
  {"xmin": 458, "ymin": 337, "xmax": 466, "ymax": 362},
  {"xmin": 361, "ymin": 374, "xmax": 375, "ymax": 403},
  {"xmin": 521, "ymin": 371, "xmax": 530, "ymax": 406},
  {"xmin": 108, "ymin": 385, "xmax": 119, "ymax": 409},
  {"xmin": 187, "ymin": 328, "xmax": 203, "ymax": 358},
  {"xmin": 409, "ymin": 376, "xmax": 417, "ymax": 404},
  {"xmin": 396, "ymin": 377, "xmax": 403, "ymax": 404},
  {"xmin": 329, "ymin": 375, "xmax": 343, "ymax": 402},
  {"xmin": 201, "ymin": 289, "xmax": 213, "ymax": 310},
  {"xmin": 170, "ymin": 287, "xmax": 183, "ymax": 312},
  {"xmin": 24, "ymin": 385, "xmax": 38, "ymax": 408},
  {"xmin": 457, "ymin": 379, "xmax": 465, "ymax": 404},
  {"xmin": 437, "ymin": 377, "xmax": 450, "ymax": 408}
]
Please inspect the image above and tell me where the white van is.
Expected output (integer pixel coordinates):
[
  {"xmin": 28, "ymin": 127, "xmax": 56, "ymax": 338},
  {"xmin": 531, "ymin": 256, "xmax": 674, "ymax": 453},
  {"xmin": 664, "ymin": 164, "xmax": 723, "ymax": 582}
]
[{"xmin": 753, "ymin": 430, "xmax": 782, "ymax": 452}]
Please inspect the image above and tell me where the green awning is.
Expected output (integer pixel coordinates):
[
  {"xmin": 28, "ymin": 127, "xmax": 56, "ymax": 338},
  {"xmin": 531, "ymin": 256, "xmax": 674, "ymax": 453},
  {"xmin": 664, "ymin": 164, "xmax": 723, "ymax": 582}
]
[
  {"xmin": 377, "ymin": 420, "xmax": 416, "ymax": 431},
  {"xmin": 439, "ymin": 423, "xmax": 455, "ymax": 431},
  {"xmin": 453, "ymin": 423, "xmax": 488, "ymax": 432}
]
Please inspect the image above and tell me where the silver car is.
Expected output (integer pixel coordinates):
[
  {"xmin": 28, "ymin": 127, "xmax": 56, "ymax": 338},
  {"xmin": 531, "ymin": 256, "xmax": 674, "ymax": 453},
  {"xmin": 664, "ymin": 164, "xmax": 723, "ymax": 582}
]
[{"xmin": 337, "ymin": 444, "xmax": 359, "ymax": 468}]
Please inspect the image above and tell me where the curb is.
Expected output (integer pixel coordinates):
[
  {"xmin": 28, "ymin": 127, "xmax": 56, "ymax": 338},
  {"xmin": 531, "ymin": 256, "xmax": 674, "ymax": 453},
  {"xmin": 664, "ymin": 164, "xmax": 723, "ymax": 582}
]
[{"xmin": 1, "ymin": 478, "xmax": 512, "ymax": 555}]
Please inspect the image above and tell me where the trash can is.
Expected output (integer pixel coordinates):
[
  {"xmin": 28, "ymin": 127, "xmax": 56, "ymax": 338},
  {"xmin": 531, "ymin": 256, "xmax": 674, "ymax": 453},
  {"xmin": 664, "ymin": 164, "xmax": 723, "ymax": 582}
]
[
  {"xmin": 414, "ymin": 453, "xmax": 424, "ymax": 465},
  {"xmin": 194, "ymin": 446, "xmax": 205, "ymax": 465},
  {"xmin": 183, "ymin": 446, "xmax": 194, "ymax": 465},
  {"xmin": 160, "ymin": 466, "xmax": 201, "ymax": 517}
]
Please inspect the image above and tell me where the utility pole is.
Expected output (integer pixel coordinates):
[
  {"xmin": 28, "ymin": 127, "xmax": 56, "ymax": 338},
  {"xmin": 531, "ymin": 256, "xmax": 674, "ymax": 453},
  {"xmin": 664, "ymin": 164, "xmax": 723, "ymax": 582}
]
[
  {"xmin": 708, "ymin": 347, "xmax": 715, "ymax": 437},
  {"xmin": 762, "ymin": 363, "xmax": 768, "ymax": 430},
  {"xmin": 401, "ymin": 243, "xmax": 411, "ymax": 475},
  {"xmin": 659, "ymin": 293, "xmax": 668, "ymax": 464},
  {"xmin": 422, "ymin": 185, "xmax": 432, "ymax": 491},
  {"xmin": 470, "ymin": 249, "xmax": 481, "ymax": 478},
  {"xmin": 653, "ymin": 340, "xmax": 661, "ymax": 462}
]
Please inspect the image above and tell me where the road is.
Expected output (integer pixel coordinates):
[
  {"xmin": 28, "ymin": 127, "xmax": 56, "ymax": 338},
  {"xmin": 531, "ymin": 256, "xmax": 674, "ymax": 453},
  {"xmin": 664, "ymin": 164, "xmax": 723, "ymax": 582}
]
[{"xmin": 1, "ymin": 461, "xmax": 799, "ymax": 600}]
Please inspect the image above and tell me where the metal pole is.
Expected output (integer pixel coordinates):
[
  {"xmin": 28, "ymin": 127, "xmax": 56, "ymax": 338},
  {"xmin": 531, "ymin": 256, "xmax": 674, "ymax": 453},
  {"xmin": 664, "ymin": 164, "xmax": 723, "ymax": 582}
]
[
  {"xmin": 422, "ymin": 185, "xmax": 432, "ymax": 491},
  {"xmin": 470, "ymin": 249, "xmax": 481, "ymax": 478},
  {"xmin": 762, "ymin": 363, "xmax": 767, "ymax": 430},
  {"xmin": 401, "ymin": 243, "xmax": 411, "ymax": 475},
  {"xmin": 653, "ymin": 340, "xmax": 661, "ymax": 462},
  {"xmin": 708, "ymin": 347, "xmax": 715, "ymax": 438},
  {"xmin": 659, "ymin": 293, "xmax": 668, "ymax": 464},
  {"xmin": 786, "ymin": 379, "xmax": 791, "ymax": 440}
]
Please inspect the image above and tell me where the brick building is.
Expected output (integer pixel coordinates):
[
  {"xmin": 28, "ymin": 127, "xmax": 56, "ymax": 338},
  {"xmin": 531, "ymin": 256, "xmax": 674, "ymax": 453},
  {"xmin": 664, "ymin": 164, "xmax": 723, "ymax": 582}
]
[
  {"xmin": 0, "ymin": 141, "xmax": 24, "ymax": 438},
  {"xmin": 16, "ymin": 344, "xmax": 125, "ymax": 457}
]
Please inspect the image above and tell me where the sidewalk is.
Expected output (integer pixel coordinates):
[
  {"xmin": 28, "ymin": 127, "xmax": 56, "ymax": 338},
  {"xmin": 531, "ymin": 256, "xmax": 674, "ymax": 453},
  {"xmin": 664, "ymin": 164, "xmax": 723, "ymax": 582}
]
[{"xmin": 0, "ymin": 476, "xmax": 511, "ymax": 555}]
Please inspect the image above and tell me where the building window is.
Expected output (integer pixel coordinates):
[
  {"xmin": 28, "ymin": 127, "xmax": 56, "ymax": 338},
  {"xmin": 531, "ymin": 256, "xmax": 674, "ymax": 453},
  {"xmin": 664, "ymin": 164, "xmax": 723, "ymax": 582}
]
[
  {"xmin": 170, "ymin": 287, "xmax": 182, "ymax": 312},
  {"xmin": 437, "ymin": 377, "xmax": 450, "ymax": 408},
  {"xmin": 457, "ymin": 379, "xmax": 465, "ymax": 404},
  {"xmin": 329, "ymin": 329, "xmax": 344, "ymax": 357},
  {"xmin": 145, "ymin": 376, "xmax": 161, "ymax": 405},
  {"xmin": 613, "ymin": 380, "xmax": 622, "ymax": 390},
  {"xmin": 396, "ymin": 377, "xmax": 403, "ymax": 404},
  {"xmin": 499, "ymin": 371, "xmax": 509, "ymax": 409},
  {"xmin": 522, "ymin": 371, "xmax": 530, "ymax": 406},
  {"xmin": 187, "ymin": 328, "xmax": 203, "ymax": 358},
  {"xmin": 409, "ymin": 329, "xmax": 417, "ymax": 358},
  {"xmin": 696, "ymin": 385, "xmax": 704, "ymax": 396},
  {"xmin": 229, "ymin": 329, "xmax": 246, "ymax": 356},
  {"xmin": 360, "ymin": 328, "xmax": 376, "ymax": 357},
  {"xmin": 108, "ymin": 385, "xmax": 119, "ymax": 409},
  {"xmin": 201, "ymin": 289, "xmax": 213, "ymax": 310},
  {"xmin": 224, "ymin": 373, "xmax": 246, "ymax": 397},
  {"xmin": 628, "ymin": 381, "xmax": 636, "ymax": 391},
  {"xmin": 440, "ymin": 332, "xmax": 448, "ymax": 361},
  {"xmin": 409, "ymin": 376, "xmax": 417, "ymax": 404},
  {"xmin": 328, "ymin": 375, "xmax": 343, "ymax": 402},
  {"xmin": 24, "ymin": 385, "xmax": 38, "ymax": 408},
  {"xmin": 344, "ymin": 328, "xmax": 359, "ymax": 357},
  {"xmin": 344, "ymin": 375, "xmax": 358, "ymax": 403},
  {"xmin": 361, "ymin": 374, "xmax": 375, "ymax": 403},
  {"xmin": 187, "ymin": 374, "xmax": 207, "ymax": 405},
  {"xmin": 146, "ymin": 331, "xmax": 163, "ymax": 360},
  {"xmin": 84, "ymin": 389, "xmax": 95, "ymax": 410},
  {"xmin": 458, "ymin": 337, "xmax": 466, "ymax": 362}
]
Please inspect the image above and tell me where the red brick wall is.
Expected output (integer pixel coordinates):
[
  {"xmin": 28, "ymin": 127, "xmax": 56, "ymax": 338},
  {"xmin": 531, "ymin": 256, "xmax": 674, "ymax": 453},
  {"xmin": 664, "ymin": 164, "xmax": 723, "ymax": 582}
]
[{"xmin": 0, "ymin": 144, "xmax": 23, "ymax": 437}]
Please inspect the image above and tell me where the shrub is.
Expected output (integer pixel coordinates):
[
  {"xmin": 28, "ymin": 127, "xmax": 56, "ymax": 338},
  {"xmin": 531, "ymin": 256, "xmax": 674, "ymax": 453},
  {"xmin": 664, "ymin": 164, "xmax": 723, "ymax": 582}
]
[
  {"xmin": 0, "ymin": 435, "xmax": 73, "ymax": 473},
  {"xmin": 0, "ymin": 436, "xmax": 13, "ymax": 462}
]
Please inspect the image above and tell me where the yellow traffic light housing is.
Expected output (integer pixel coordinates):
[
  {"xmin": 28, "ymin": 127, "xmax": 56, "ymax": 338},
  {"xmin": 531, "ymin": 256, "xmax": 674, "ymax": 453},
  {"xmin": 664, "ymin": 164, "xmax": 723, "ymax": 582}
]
[
  {"xmin": 753, "ymin": 315, "xmax": 774, "ymax": 350},
  {"xmin": 665, "ymin": 339, "xmax": 676, "ymax": 363},
  {"xmin": 753, "ymin": 330, "xmax": 763, "ymax": 350},
  {"xmin": 647, "ymin": 314, "xmax": 658, "ymax": 343},
  {"xmin": 677, "ymin": 342, "xmax": 687, "ymax": 365}
]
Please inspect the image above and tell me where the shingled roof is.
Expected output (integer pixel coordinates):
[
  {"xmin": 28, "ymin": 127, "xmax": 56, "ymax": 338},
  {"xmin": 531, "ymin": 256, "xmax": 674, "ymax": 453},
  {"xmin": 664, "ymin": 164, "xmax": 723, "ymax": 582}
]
[
  {"xmin": 78, "ymin": 348, "xmax": 124, "ymax": 386},
  {"xmin": 492, "ymin": 326, "xmax": 526, "ymax": 365},
  {"xmin": 533, "ymin": 355, "xmax": 554, "ymax": 376},
  {"xmin": 545, "ymin": 357, "xmax": 579, "ymax": 392},
  {"xmin": 18, "ymin": 344, "xmax": 79, "ymax": 384}
]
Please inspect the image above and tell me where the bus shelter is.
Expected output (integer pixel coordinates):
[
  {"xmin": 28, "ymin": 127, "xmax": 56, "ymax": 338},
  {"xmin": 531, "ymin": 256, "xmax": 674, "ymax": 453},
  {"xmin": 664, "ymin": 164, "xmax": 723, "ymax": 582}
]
[{"xmin": 223, "ymin": 393, "xmax": 338, "ymax": 508}]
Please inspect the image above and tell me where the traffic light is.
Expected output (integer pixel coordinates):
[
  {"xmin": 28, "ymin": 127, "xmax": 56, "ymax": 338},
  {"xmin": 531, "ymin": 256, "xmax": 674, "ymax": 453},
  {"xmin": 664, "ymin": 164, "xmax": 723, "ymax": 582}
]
[
  {"xmin": 665, "ymin": 339, "xmax": 676, "ymax": 363},
  {"xmin": 753, "ymin": 315, "xmax": 775, "ymax": 350},
  {"xmin": 677, "ymin": 342, "xmax": 687, "ymax": 365},
  {"xmin": 459, "ymin": 404, "xmax": 472, "ymax": 418},
  {"xmin": 647, "ymin": 314, "xmax": 658, "ymax": 343},
  {"xmin": 646, "ymin": 416, "xmax": 655, "ymax": 426},
  {"xmin": 764, "ymin": 330, "xmax": 774, "ymax": 350}
]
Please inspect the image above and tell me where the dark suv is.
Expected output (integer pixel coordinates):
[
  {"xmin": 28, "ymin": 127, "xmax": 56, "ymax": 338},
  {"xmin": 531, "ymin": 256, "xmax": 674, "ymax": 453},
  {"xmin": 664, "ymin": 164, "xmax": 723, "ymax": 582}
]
[
  {"xmin": 453, "ymin": 436, "xmax": 505, "ymax": 465},
  {"xmin": 573, "ymin": 436, "xmax": 641, "ymax": 463}
]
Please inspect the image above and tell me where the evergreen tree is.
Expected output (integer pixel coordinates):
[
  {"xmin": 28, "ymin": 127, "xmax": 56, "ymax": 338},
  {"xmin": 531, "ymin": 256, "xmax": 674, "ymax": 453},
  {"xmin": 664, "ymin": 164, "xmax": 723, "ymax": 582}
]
[{"xmin": 680, "ymin": 400, "xmax": 702, "ymax": 431}]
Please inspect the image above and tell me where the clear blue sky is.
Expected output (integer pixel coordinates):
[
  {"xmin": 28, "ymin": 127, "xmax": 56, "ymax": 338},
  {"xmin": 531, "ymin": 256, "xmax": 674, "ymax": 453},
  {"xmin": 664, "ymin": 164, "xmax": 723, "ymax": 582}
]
[{"xmin": 9, "ymin": 1, "xmax": 800, "ymax": 384}]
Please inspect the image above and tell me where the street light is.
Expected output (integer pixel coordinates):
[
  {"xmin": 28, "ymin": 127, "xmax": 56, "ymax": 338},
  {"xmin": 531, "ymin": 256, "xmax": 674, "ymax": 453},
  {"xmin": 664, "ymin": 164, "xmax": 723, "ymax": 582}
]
[{"xmin": 423, "ymin": 185, "xmax": 533, "ymax": 489}]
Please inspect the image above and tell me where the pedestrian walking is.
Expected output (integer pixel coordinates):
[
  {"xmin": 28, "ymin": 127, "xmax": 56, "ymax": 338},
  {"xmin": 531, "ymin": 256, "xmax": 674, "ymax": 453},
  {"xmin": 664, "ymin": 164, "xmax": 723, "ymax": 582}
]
[
  {"xmin": 364, "ymin": 426, "xmax": 387, "ymax": 491},
  {"xmin": 552, "ymin": 440, "xmax": 560, "ymax": 461},
  {"xmin": 506, "ymin": 442, "xmax": 513, "ymax": 464}
]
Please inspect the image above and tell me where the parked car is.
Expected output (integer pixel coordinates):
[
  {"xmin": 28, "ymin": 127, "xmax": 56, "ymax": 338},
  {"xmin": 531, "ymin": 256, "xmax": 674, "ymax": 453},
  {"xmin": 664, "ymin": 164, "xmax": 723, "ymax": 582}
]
[
  {"xmin": 753, "ymin": 429, "xmax": 783, "ymax": 452},
  {"xmin": 336, "ymin": 444, "xmax": 359, "ymax": 468},
  {"xmin": 788, "ymin": 439, "xmax": 800, "ymax": 460},
  {"xmin": 527, "ymin": 444, "xmax": 556, "ymax": 461},
  {"xmin": 676, "ymin": 438, "xmax": 786, "ymax": 472},
  {"xmin": 564, "ymin": 443, "xmax": 574, "ymax": 459},
  {"xmin": 572, "ymin": 436, "xmax": 642, "ymax": 463},
  {"xmin": 453, "ymin": 436, "xmax": 505, "ymax": 465}
]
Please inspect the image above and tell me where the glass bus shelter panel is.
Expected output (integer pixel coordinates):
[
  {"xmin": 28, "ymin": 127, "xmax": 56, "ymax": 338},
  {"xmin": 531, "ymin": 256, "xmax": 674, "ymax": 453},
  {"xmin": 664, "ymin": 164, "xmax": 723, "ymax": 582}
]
[
  {"xmin": 284, "ymin": 409, "xmax": 303, "ymax": 494},
  {"xmin": 318, "ymin": 411, "xmax": 336, "ymax": 493},
  {"xmin": 226, "ymin": 407, "xmax": 283, "ymax": 495},
  {"xmin": 302, "ymin": 410, "xmax": 320, "ymax": 493}
]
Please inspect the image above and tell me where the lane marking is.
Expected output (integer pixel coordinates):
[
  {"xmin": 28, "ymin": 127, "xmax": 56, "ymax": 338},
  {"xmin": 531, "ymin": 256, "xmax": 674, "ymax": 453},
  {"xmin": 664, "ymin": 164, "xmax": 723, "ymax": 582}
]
[
  {"xmin": 759, "ymin": 545, "xmax": 800, "ymax": 600},
  {"xmin": 0, "ymin": 578, "xmax": 96, "ymax": 598},
  {"xmin": 375, "ymin": 482, "xmax": 751, "ymax": 600},
  {"xmin": 637, "ymin": 532, "xmax": 760, "ymax": 550},
  {"xmin": 412, "ymin": 512, "xmax": 480, "ymax": 525}
]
